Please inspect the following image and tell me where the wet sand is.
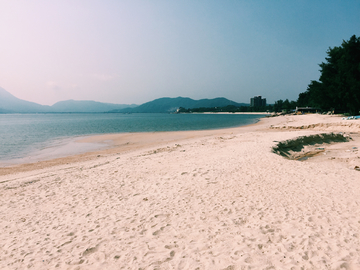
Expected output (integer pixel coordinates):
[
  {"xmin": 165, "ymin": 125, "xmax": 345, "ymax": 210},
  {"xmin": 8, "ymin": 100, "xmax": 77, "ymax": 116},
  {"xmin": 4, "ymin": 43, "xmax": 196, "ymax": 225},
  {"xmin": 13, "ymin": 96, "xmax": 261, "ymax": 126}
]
[{"xmin": 0, "ymin": 118, "xmax": 266, "ymax": 176}]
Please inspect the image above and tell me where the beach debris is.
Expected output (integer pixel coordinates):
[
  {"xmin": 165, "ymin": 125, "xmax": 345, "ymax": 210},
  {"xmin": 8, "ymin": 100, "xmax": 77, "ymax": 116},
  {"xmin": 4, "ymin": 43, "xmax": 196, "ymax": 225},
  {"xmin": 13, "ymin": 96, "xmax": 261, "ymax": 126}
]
[
  {"xmin": 342, "ymin": 115, "xmax": 360, "ymax": 120},
  {"xmin": 82, "ymin": 246, "xmax": 98, "ymax": 256},
  {"xmin": 355, "ymin": 166, "xmax": 360, "ymax": 171},
  {"xmin": 20, "ymin": 179, "xmax": 40, "ymax": 187}
]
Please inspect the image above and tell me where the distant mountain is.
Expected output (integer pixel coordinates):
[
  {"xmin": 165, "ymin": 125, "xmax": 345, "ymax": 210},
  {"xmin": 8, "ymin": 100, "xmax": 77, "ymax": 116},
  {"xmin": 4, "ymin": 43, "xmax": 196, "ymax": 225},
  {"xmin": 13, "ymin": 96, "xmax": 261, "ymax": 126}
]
[
  {"xmin": 111, "ymin": 97, "xmax": 248, "ymax": 113},
  {"xmin": 0, "ymin": 86, "xmax": 51, "ymax": 113},
  {"xmin": 51, "ymin": 100, "xmax": 137, "ymax": 113},
  {"xmin": 0, "ymin": 87, "xmax": 137, "ymax": 113},
  {"xmin": 0, "ymin": 87, "xmax": 248, "ymax": 114},
  {"xmin": 0, "ymin": 107, "xmax": 12, "ymax": 113}
]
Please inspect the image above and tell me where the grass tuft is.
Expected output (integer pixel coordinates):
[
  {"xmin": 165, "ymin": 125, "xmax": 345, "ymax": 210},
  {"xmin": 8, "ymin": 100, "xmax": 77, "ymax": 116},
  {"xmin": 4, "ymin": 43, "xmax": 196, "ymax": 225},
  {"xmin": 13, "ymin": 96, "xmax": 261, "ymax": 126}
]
[{"xmin": 272, "ymin": 133, "xmax": 349, "ymax": 158}]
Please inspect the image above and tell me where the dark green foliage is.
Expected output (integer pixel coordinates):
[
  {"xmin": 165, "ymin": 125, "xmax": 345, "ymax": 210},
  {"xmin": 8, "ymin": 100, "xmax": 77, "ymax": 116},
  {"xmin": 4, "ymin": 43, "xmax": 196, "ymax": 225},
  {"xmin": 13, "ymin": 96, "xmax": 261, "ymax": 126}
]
[
  {"xmin": 297, "ymin": 89, "xmax": 311, "ymax": 107},
  {"xmin": 298, "ymin": 35, "xmax": 360, "ymax": 114},
  {"xmin": 272, "ymin": 133, "xmax": 349, "ymax": 157},
  {"xmin": 178, "ymin": 99, "xmax": 298, "ymax": 114},
  {"xmin": 273, "ymin": 99, "xmax": 284, "ymax": 112},
  {"xmin": 272, "ymin": 99, "xmax": 297, "ymax": 113}
]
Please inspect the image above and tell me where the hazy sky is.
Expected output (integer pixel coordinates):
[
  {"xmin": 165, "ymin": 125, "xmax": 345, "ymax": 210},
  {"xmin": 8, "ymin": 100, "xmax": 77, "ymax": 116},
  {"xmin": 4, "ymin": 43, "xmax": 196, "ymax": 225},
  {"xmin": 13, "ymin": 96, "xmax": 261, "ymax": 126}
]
[{"xmin": 1, "ymin": 1, "xmax": 359, "ymax": 105}]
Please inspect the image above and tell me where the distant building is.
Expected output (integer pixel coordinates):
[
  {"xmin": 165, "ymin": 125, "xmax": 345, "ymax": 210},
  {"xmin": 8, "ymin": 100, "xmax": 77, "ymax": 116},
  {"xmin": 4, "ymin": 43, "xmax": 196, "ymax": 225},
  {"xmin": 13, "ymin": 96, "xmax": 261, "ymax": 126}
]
[
  {"xmin": 295, "ymin": 107, "xmax": 321, "ymax": 114},
  {"xmin": 250, "ymin": 96, "xmax": 266, "ymax": 107}
]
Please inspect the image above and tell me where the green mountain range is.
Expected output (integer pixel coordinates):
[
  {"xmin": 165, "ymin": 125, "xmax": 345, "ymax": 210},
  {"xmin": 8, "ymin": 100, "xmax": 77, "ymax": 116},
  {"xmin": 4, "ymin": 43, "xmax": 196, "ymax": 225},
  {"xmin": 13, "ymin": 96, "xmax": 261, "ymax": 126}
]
[{"xmin": 110, "ymin": 97, "xmax": 248, "ymax": 113}]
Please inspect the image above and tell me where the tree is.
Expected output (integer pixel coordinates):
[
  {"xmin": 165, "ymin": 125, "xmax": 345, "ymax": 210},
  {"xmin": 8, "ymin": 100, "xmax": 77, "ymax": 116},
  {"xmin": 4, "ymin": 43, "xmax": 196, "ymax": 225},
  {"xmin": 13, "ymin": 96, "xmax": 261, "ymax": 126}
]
[
  {"xmin": 273, "ymin": 99, "xmax": 297, "ymax": 113},
  {"xmin": 273, "ymin": 99, "xmax": 283, "ymax": 112},
  {"xmin": 282, "ymin": 99, "xmax": 291, "ymax": 112},
  {"xmin": 299, "ymin": 35, "xmax": 360, "ymax": 114}
]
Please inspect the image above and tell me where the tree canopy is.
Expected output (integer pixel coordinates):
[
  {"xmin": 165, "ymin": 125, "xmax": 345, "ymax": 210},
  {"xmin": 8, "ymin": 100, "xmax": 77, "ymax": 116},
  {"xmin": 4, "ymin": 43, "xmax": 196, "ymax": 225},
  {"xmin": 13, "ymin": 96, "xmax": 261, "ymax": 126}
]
[{"xmin": 297, "ymin": 35, "xmax": 360, "ymax": 114}]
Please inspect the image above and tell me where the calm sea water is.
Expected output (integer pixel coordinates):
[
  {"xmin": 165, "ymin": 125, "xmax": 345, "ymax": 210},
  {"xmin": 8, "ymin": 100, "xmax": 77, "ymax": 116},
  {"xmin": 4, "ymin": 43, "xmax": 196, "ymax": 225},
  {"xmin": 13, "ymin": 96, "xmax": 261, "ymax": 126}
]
[{"xmin": 0, "ymin": 113, "xmax": 265, "ymax": 164}]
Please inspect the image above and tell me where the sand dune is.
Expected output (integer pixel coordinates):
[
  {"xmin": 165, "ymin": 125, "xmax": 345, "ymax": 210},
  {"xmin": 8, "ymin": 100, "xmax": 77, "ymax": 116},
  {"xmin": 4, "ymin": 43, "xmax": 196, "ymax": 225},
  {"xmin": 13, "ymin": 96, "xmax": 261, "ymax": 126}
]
[{"xmin": 1, "ymin": 114, "xmax": 360, "ymax": 269}]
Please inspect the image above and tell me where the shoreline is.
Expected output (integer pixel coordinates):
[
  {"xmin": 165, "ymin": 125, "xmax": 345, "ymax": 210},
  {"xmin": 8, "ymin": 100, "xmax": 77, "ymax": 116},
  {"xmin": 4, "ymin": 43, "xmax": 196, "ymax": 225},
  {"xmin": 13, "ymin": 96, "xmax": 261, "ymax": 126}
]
[
  {"xmin": 1, "ymin": 114, "xmax": 359, "ymax": 176},
  {"xmin": 1, "ymin": 114, "xmax": 360, "ymax": 269},
  {"xmin": 180, "ymin": 112, "xmax": 271, "ymax": 114},
  {"xmin": 0, "ymin": 114, "xmax": 267, "ymax": 174}
]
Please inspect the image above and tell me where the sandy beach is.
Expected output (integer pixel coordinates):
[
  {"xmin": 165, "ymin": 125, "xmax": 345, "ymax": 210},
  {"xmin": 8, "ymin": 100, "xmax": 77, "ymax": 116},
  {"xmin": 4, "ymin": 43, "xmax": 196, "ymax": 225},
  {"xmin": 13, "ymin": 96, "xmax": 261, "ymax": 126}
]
[{"xmin": 1, "ymin": 114, "xmax": 360, "ymax": 269}]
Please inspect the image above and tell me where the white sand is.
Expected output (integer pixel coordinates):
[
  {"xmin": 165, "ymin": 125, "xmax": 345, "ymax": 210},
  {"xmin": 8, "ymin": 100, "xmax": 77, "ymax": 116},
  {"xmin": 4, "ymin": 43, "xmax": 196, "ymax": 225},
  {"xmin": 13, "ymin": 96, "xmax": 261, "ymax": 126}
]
[{"xmin": 1, "ymin": 114, "xmax": 360, "ymax": 269}]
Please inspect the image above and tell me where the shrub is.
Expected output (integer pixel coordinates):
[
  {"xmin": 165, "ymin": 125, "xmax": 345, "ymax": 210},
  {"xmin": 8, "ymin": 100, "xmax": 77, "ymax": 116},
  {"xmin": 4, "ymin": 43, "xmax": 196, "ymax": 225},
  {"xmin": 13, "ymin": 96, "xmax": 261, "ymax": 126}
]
[{"xmin": 272, "ymin": 133, "xmax": 349, "ymax": 158}]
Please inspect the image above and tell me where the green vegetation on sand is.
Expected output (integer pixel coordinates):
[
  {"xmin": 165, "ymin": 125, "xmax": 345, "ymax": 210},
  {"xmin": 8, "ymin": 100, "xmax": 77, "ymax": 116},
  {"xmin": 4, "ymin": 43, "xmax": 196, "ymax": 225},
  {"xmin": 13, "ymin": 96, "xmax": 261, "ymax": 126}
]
[{"xmin": 272, "ymin": 133, "xmax": 349, "ymax": 159}]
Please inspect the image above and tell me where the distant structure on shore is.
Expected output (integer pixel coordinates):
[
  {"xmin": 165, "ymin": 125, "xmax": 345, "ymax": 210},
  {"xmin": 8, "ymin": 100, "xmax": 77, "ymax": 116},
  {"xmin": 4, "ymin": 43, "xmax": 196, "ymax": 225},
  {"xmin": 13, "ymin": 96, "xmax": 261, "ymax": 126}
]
[
  {"xmin": 250, "ymin": 96, "xmax": 266, "ymax": 107},
  {"xmin": 295, "ymin": 107, "xmax": 322, "ymax": 114}
]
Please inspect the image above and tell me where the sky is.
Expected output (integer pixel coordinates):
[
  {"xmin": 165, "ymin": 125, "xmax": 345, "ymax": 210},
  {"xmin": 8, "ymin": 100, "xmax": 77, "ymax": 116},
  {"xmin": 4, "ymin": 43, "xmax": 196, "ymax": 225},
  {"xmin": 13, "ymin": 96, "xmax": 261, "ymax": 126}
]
[{"xmin": 0, "ymin": 1, "xmax": 359, "ymax": 105}]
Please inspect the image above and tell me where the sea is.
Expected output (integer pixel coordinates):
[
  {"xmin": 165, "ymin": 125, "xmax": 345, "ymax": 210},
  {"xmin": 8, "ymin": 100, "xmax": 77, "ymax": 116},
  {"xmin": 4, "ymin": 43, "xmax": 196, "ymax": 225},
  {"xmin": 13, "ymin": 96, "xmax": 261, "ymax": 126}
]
[{"xmin": 0, "ymin": 113, "xmax": 266, "ymax": 166}]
